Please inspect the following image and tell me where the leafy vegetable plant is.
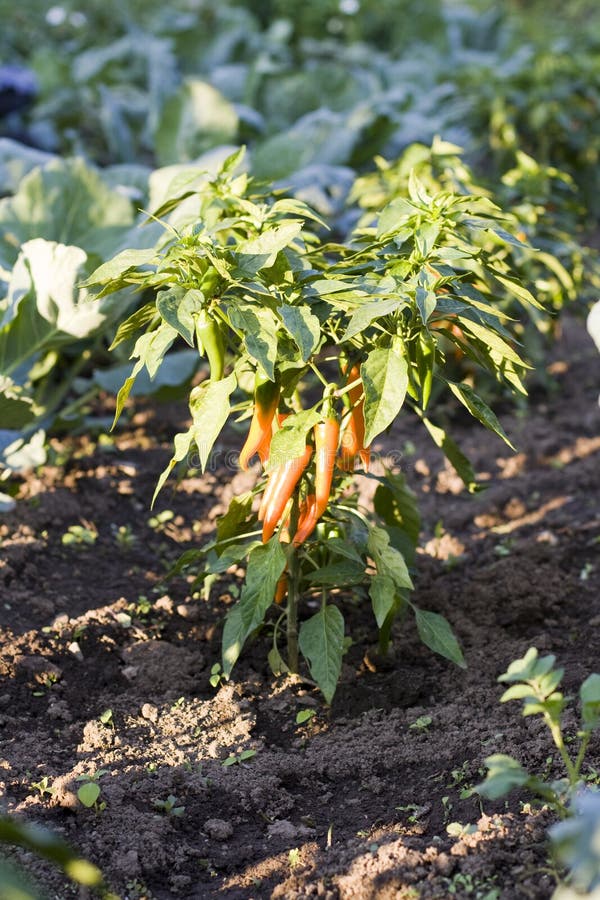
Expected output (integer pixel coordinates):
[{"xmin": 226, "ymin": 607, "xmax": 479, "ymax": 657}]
[
  {"xmin": 88, "ymin": 146, "xmax": 543, "ymax": 702},
  {"xmin": 477, "ymin": 648, "xmax": 600, "ymax": 817}
]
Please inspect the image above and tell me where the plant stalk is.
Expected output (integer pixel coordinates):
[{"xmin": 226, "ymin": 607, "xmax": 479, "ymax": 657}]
[{"xmin": 287, "ymin": 494, "xmax": 300, "ymax": 673}]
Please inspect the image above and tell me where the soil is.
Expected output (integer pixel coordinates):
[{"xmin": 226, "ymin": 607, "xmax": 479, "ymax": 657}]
[{"xmin": 1, "ymin": 317, "xmax": 599, "ymax": 900}]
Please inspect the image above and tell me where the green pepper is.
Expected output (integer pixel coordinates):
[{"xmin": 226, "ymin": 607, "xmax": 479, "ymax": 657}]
[
  {"xmin": 416, "ymin": 332, "xmax": 435, "ymax": 410},
  {"xmin": 195, "ymin": 310, "xmax": 225, "ymax": 381}
]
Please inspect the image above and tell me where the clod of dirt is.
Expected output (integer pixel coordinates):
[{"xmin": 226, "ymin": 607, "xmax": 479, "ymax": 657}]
[
  {"xmin": 120, "ymin": 639, "xmax": 204, "ymax": 693},
  {"xmin": 204, "ymin": 818, "xmax": 234, "ymax": 841}
]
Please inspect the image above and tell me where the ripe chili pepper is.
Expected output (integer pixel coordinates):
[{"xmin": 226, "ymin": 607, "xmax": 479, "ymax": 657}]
[
  {"xmin": 195, "ymin": 310, "xmax": 225, "ymax": 381},
  {"xmin": 239, "ymin": 371, "xmax": 280, "ymax": 470},
  {"xmin": 274, "ymin": 572, "xmax": 288, "ymax": 604},
  {"xmin": 293, "ymin": 416, "xmax": 339, "ymax": 546},
  {"xmin": 261, "ymin": 444, "xmax": 313, "ymax": 542},
  {"xmin": 339, "ymin": 361, "xmax": 370, "ymax": 472}
]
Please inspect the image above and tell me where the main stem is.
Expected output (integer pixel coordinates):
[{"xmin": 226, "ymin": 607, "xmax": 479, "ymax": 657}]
[{"xmin": 287, "ymin": 494, "xmax": 300, "ymax": 673}]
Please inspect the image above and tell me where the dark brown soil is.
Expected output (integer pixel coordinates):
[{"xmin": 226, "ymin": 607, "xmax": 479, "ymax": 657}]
[{"xmin": 1, "ymin": 318, "xmax": 599, "ymax": 900}]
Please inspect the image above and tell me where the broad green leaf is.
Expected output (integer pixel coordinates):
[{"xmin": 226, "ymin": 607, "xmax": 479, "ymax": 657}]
[
  {"xmin": 377, "ymin": 197, "xmax": 420, "ymax": 237},
  {"xmin": 447, "ymin": 382, "xmax": 515, "ymax": 450},
  {"xmin": 298, "ymin": 605, "xmax": 345, "ymax": 704},
  {"xmin": 190, "ymin": 373, "xmax": 236, "ymax": 472},
  {"xmin": 369, "ymin": 574, "xmax": 397, "ymax": 629},
  {"xmin": 278, "ymin": 304, "xmax": 320, "ymax": 361},
  {"xmin": 581, "ymin": 673, "xmax": 600, "ymax": 731},
  {"xmin": 476, "ymin": 754, "xmax": 532, "ymax": 800},
  {"xmin": 229, "ymin": 306, "xmax": 278, "ymax": 381},
  {"xmin": 222, "ymin": 539, "xmax": 286, "ymax": 676},
  {"xmin": 305, "ymin": 560, "xmax": 365, "ymax": 586},
  {"xmin": 0, "ymin": 389, "xmax": 35, "ymax": 429},
  {"xmin": 0, "ymin": 241, "xmax": 108, "ymax": 377},
  {"xmin": 342, "ymin": 298, "xmax": 404, "ymax": 341},
  {"xmin": 361, "ymin": 347, "xmax": 408, "ymax": 447},
  {"xmin": 155, "ymin": 79, "xmax": 238, "ymax": 166},
  {"xmin": 413, "ymin": 607, "xmax": 466, "ymax": 668},
  {"xmin": 0, "ymin": 157, "xmax": 135, "ymax": 267},
  {"xmin": 498, "ymin": 648, "xmax": 553, "ymax": 683},
  {"xmin": 236, "ymin": 222, "xmax": 303, "ymax": 276},
  {"xmin": 152, "ymin": 428, "xmax": 194, "ymax": 506},
  {"xmin": 157, "ymin": 287, "xmax": 204, "ymax": 347},
  {"xmin": 420, "ymin": 415, "xmax": 479, "ymax": 492},
  {"xmin": 109, "ymin": 303, "xmax": 157, "ymax": 350}
]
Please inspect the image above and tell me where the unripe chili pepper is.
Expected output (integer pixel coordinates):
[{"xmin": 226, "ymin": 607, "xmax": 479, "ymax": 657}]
[
  {"xmin": 293, "ymin": 416, "xmax": 339, "ymax": 546},
  {"xmin": 261, "ymin": 444, "xmax": 313, "ymax": 542},
  {"xmin": 416, "ymin": 332, "xmax": 435, "ymax": 410},
  {"xmin": 195, "ymin": 310, "xmax": 225, "ymax": 381},
  {"xmin": 239, "ymin": 371, "xmax": 280, "ymax": 470}
]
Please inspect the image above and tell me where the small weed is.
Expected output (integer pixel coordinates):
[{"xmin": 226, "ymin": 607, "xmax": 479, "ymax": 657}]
[
  {"xmin": 409, "ymin": 715, "xmax": 432, "ymax": 733},
  {"xmin": 30, "ymin": 776, "xmax": 54, "ymax": 799},
  {"xmin": 62, "ymin": 524, "xmax": 98, "ymax": 546},
  {"xmin": 147, "ymin": 510, "xmax": 174, "ymax": 532},
  {"xmin": 99, "ymin": 708, "xmax": 114, "ymax": 728},
  {"xmin": 493, "ymin": 539, "xmax": 514, "ymax": 557},
  {"xmin": 209, "ymin": 663, "xmax": 227, "ymax": 689},
  {"xmin": 76, "ymin": 770, "xmax": 108, "ymax": 811},
  {"xmin": 296, "ymin": 709, "xmax": 316, "ymax": 726},
  {"xmin": 171, "ymin": 697, "xmax": 185, "ymax": 710},
  {"xmin": 222, "ymin": 749, "xmax": 257, "ymax": 767},
  {"xmin": 113, "ymin": 524, "xmax": 136, "ymax": 549},
  {"xmin": 445, "ymin": 872, "xmax": 500, "ymax": 898},
  {"xmin": 476, "ymin": 647, "xmax": 600, "ymax": 816},
  {"xmin": 446, "ymin": 821, "xmax": 478, "ymax": 838},
  {"xmin": 288, "ymin": 847, "xmax": 301, "ymax": 869},
  {"xmin": 153, "ymin": 794, "xmax": 185, "ymax": 817}
]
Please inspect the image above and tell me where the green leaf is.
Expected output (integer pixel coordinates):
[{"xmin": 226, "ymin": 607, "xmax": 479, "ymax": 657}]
[
  {"xmin": 420, "ymin": 415, "xmax": 480, "ymax": 493},
  {"xmin": 488, "ymin": 267, "xmax": 544, "ymax": 311},
  {"xmin": 369, "ymin": 574, "xmax": 397, "ymax": 629},
  {"xmin": 498, "ymin": 648, "xmax": 549, "ymax": 683},
  {"xmin": 342, "ymin": 298, "xmax": 403, "ymax": 342},
  {"xmin": 77, "ymin": 783, "xmax": 100, "ymax": 808},
  {"xmin": 268, "ymin": 408, "xmax": 320, "ymax": 470},
  {"xmin": 222, "ymin": 539, "xmax": 287, "ymax": 677},
  {"xmin": 0, "ymin": 388, "xmax": 35, "ymax": 429},
  {"xmin": 190, "ymin": 373, "xmax": 236, "ymax": 472},
  {"xmin": 580, "ymin": 673, "xmax": 600, "ymax": 731},
  {"xmin": 361, "ymin": 347, "xmax": 408, "ymax": 447},
  {"xmin": 447, "ymin": 382, "xmax": 515, "ymax": 450},
  {"xmin": 413, "ymin": 607, "xmax": 466, "ymax": 668},
  {"xmin": 373, "ymin": 471, "xmax": 421, "ymax": 555},
  {"xmin": 152, "ymin": 428, "xmax": 194, "ymax": 506},
  {"xmin": 305, "ymin": 560, "xmax": 365, "ymax": 586},
  {"xmin": 83, "ymin": 248, "xmax": 157, "ymax": 291},
  {"xmin": 157, "ymin": 288, "xmax": 205, "ymax": 347},
  {"xmin": 235, "ymin": 222, "xmax": 303, "ymax": 276},
  {"xmin": 368, "ymin": 526, "xmax": 413, "ymax": 590},
  {"xmin": 500, "ymin": 683, "xmax": 537, "ymax": 703},
  {"xmin": 476, "ymin": 754, "xmax": 531, "ymax": 800},
  {"xmin": 109, "ymin": 303, "xmax": 157, "ymax": 350},
  {"xmin": 298, "ymin": 605, "xmax": 345, "ymax": 704},
  {"xmin": 228, "ymin": 306, "xmax": 278, "ymax": 381},
  {"xmin": 456, "ymin": 317, "xmax": 529, "ymax": 369},
  {"xmin": 216, "ymin": 493, "xmax": 254, "ymax": 543},
  {"xmin": 278, "ymin": 304, "xmax": 320, "ymax": 362},
  {"xmin": 415, "ymin": 287, "xmax": 437, "ymax": 324}
]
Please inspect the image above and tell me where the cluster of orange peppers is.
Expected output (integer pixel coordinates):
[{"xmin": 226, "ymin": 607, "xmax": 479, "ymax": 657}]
[{"xmin": 238, "ymin": 360, "xmax": 369, "ymax": 602}]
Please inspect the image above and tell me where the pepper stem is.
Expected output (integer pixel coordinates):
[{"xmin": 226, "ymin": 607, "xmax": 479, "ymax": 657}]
[{"xmin": 286, "ymin": 494, "xmax": 301, "ymax": 673}]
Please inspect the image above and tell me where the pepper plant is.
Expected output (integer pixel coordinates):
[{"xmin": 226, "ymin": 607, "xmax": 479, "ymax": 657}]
[{"xmin": 87, "ymin": 147, "xmax": 543, "ymax": 702}]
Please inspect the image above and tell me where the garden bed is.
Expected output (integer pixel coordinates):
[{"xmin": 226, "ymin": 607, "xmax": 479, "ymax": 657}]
[{"xmin": 1, "ymin": 316, "xmax": 599, "ymax": 899}]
